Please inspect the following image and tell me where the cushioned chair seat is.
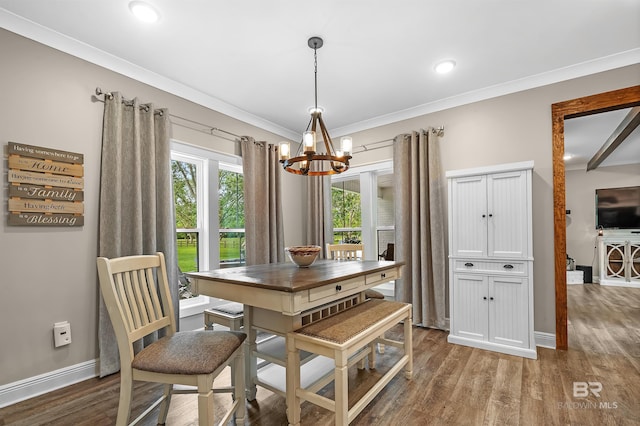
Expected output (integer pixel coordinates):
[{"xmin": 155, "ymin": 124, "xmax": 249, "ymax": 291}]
[{"xmin": 132, "ymin": 330, "xmax": 246, "ymax": 375}]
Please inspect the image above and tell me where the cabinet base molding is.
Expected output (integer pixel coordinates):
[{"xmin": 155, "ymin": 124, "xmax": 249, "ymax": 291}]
[
  {"xmin": 447, "ymin": 335, "xmax": 537, "ymax": 359},
  {"xmin": 599, "ymin": 280, "xmax": 640, "ymax": 289}
]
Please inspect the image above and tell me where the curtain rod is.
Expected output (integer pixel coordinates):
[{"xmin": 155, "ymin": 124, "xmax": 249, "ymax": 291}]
[
  {"xmin": 353, "ymin": 127, "xmax": 445, "ymax": 154},
  {"xmin": 93, "ymin": 88, "xmax": 444, "ymax": 147},
  {"xmin": 93, "ymin": 87, "xmax": 242, "ymax": 142}
]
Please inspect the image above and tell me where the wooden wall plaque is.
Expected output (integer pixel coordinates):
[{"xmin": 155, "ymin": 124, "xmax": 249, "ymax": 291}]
[{"xmin": 7, "ymin": 142, "xmax": 84, "ymax": 227}]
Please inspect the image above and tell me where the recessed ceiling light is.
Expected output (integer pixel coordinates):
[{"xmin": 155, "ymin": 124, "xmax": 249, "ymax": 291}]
[
  {"xmin": 129, "ymin": 1, "xmax": 159, "ymax": 23},
  {"xmin": 563, "ymin": 153, "xmax": 573, "ymax": 161},
  {"xmin": 434, "ymin": 60, "xmax": 456, "ymax": 74}
]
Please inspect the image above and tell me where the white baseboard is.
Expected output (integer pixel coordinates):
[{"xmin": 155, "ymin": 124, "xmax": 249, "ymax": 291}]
[
  {"xmin": 0, "ymin": 359, "xmax": 98, "ymax": 408},
  {"xmin": 534, "ymin": 331, "xmax": 556, "ymax": 349}
]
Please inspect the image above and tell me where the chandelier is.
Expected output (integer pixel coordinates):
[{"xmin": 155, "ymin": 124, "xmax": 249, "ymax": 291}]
[{"xmin": 279, "ymin": 37, "xmax": 352, "ymax": 176}]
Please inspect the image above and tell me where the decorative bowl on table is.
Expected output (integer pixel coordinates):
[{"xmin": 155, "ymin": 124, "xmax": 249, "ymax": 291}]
[{"xmin": 285, "ymin": 245, "xmax": 321, "ymax": 267}]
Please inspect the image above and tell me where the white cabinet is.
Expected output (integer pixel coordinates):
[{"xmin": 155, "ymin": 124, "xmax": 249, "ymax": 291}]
[
  {"xmin": 598, "ymin": 236, "xmax": 640, "ymax": 288},
  {"xmin": 447, "ymin": 161, "xmax": 536, "ymax": 359}
]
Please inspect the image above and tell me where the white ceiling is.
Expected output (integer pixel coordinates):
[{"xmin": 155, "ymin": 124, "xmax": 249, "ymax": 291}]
[{"xmin": 1, "ymin": 1, "xmax": 639, "ymax": 168}]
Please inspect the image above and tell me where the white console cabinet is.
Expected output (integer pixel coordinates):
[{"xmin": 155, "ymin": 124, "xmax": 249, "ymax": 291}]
[
  {"xmin": 598, "ymin": 236, "xmax": 640, "ymax": 288},
  {"xmin": 447, "ymin": 161, "xmax": 536, "ymax": 359}
]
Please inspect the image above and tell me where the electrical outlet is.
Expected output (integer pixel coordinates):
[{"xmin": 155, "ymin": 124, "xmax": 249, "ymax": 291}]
[{"xmin": 53, "ymin": 321, "xmax": 71, "ymax": 347}]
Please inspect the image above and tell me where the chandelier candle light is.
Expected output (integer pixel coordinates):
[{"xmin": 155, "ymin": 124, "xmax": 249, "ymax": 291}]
[{"xmin": 279, "ymin": 37, "xmax": 353, "ymax": 176}]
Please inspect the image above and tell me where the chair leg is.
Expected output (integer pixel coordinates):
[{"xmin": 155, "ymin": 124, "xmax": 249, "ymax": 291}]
[
  {"xmin": 196, "ymin": 375, "xmax": 215, "ymax": 426},
  {"xmin": 116, "ymin": 371, "xmax": 134, "ymax": 426},
  {"xmin": 234, "ymin": 347, "xmax": 246, "ymax": 425},
  {"xmin": 157, "ymin": 383, "xmax": 173, "ymax": 424}
]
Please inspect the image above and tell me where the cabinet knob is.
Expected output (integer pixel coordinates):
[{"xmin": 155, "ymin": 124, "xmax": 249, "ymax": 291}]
[
  {"xmin": 336, "ymin": 285, "xmax": 342, "ymax": 291},
  {"xmin": 489, "ymin": 214, "xmax": 493, "ymax": 217},
  {"xmin": 490, "ymin": 297, "xmax": 494, "ymax": 301},
  {"xmin": 503, "ymin": 264, "xmax": 514, "ymax": 269},
  {"xmin": 464, "ymin": 262, "xmax": 474, "ymax": 267},
  {"xmin": 381, "ymin": 273, "xmax": 386, "ymax": 279},
  {"xmin": 483, "ymin": 296, "xmax": 487, "ymax": 300},
  {"xmin": 482, "ymin": 214, "xmax": 486, "ymax": 218}
]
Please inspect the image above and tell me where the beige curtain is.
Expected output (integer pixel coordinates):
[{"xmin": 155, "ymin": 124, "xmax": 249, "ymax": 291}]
[
  {"xmin": 393, "ymin": 130, "xmax": 447, "ymax": 329},
  {"xmin": 97, "ymin": 93, "xmax": 178, "ymax": 377},
  {"xmin": 241, "ymin": 137, "xmax": 285, "ymax": 265},
  {"xmin": 306, "ymin": 171, "xmax": 333, "ymax": 258}
]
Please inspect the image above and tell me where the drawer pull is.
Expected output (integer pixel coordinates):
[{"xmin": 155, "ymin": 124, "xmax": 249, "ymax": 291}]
[
  {"xmin": 503, "ymin": 264, "xmax": 514, "ymax": 269},
  {"xmin": 336, "ymin": 285, "xmax": 342, "ymax": 291},
  {"xmin": 381, "ymin": 273, "xmax": 386, "ymax": 279},
  {"xmin": 464, "ymin": 262, "xmax": 474, "ymax": 267}
]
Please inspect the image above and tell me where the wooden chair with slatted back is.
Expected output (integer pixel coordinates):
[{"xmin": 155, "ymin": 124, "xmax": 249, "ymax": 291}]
[{"xmin": 97, "ymin": 252, "xmax": 246, "ymax": 426}]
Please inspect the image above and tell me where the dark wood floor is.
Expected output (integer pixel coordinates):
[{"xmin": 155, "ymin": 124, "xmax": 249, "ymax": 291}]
[{"xmin": 1, "ymin": 284, "xmax": 638, "ymax": 425}]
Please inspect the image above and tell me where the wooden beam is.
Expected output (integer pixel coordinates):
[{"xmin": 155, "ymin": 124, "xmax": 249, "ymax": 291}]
[{"xmin": 586, "ymin": 106, "xmax": 640, "ymax": 171}]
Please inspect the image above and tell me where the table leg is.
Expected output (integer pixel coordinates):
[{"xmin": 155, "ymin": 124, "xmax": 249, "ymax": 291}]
[
  {"xmin": 286, "ymin": 333, "xmax": 301, "ymax": 426},
  {"xmin": 243, "ymin": 304, "xmax": 258, "ymax": 400}
]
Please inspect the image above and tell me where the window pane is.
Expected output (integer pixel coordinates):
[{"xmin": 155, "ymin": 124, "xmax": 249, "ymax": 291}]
[
  {"xmin": 176, "ymin": 232, "xmax": 199, "ymax": 272},
  {"xmin": 332, "ymin": 178, "xmax": 361, "ymax": 243},
  {"xmin": 219, "ymin": 231, "xmax": 245, "ymax": 268},
  {"xmin": 219, "ymin": 169, "xmax": 245, "ymax": 267},
  {"xmin": 172, "ymin": 160, "xmax": 198, "ymax": 229},
  {"xmin": 177, "ymin": 231, "xmax": 199, "ymax": 298},
  {"xmin": 219, "ymin": 170, "xmax": 244, "ymax": 229}
]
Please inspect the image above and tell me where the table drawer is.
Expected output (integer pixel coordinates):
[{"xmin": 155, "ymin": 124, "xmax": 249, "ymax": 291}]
[
  {"xmin": 454, "ymin": 260, "xmax": 526, "ymax": 275},
  {"xmin": 308, "ymin": 277, "xmax": 363, "ymax": 302},
  {"xmin": 365, "ymin": 268, "xmax": 398, "ymax": 286}
]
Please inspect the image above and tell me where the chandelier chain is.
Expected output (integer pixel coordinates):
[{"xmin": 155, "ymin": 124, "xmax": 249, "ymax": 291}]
[{"xmin": 313, "ymin": 45, "xmax": 318, "ymax": 111}]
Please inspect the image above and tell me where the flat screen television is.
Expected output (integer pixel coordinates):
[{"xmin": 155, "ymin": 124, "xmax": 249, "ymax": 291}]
[{"xmin": 595, "ymin": 186, "xmax": 640, "ymax": 230}]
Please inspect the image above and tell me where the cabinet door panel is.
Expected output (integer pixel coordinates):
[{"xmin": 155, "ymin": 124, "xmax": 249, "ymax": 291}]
[
  {"xmin": 450, "ymin": 176, "xmax": 487, "ymax": 257},
  {"xmin": 452, "ymin": 274, "xmax": 488, "ymax": 341},
  {"xmin": 489, "ymin": 276, "xmax": 528, "ymax": 347},
  {"xmin": 487, "ymin": 171, "xmax": 528, "ymax": 258}
]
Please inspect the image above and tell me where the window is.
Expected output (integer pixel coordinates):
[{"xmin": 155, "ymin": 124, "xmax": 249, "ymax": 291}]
[
  {"xmin": 331, "ymin": 177, "xmax": 362, "ymax": 244},
  {"xmin": 171, "ymin": 141, "xmax": 243, "ymax": 316},
  {"xmin": 330, "ymin": 161, "xmax": 394, "ymax": 260}
]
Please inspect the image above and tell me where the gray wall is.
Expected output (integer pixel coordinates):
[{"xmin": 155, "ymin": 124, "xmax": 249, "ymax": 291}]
[
  {"xmin": 566, "ymin": 163, "xmax": 640, "ymax": 279},
  {"xmin": 0, "ymin": 29, "xmax": 304, "ymax": 386},
  {"xmin": 1, "ymin": 27, "xmax": 640, "ymax": 388}
]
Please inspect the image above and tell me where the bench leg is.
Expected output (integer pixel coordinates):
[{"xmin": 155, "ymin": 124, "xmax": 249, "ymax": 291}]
[
  {"xmin": 286, "ymin": 336, "xmax": 301, "ymax": 426},
  {"xmin": 335, "ymin": 350, "xmax": 349, "ymax": 426}
]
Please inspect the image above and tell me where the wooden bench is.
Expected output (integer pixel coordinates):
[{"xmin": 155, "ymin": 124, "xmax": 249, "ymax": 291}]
[{"xmin": 286, "ymin": 299, "xmax": 412, "ymax": 426}]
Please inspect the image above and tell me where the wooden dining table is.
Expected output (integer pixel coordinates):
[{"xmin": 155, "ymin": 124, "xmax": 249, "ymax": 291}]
[{"xmin": 186, "ymin": 259, "xmax": 402, "ymax": 423}]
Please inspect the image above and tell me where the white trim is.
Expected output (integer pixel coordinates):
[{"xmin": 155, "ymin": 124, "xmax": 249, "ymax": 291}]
[
  {"xmin": 445, "ymin": 160, "xmax": 535, "ymax": 178},
  {"xmin": 534, "ymin": 331, "xmax": 556, "ymax": 349},
  {"xmin": 0, "ymin": 359, "xmax": 97, "ymax": 408}
]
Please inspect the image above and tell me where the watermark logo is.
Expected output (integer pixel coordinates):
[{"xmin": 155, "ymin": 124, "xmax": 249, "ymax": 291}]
[
  {"xmin": 573, "ymin": 381, "xmax": 602, "ymax": 398},
  {"xmin": 557, "ymin": 381, "xmax": 618, "ymax": 410}
]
